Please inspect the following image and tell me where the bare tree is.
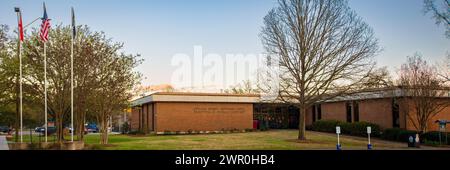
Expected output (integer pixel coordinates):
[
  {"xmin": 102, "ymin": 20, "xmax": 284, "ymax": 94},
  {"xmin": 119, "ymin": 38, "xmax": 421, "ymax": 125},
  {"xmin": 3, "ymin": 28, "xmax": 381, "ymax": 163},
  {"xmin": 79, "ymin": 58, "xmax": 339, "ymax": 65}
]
[
  {"xmin": 398, "ymin": 54, "xmax": 450, "ymax": 133},
  {"xmin": 260, "ymin": 0, "xmax": 380, "ymax": 140},
  {"xmin": 363, "ymin": 67, "xmax": 394, "ymax": 88},
  {"xmin": 226, "ymin": 80, "xmax": 259, "ymax": 94},
  {"xmin": 436, "ymin": 54, "xmax": 450, "ymax": 83},
  {"xmin": 424, "ymin": 0, "xmax": 450, "ymax": 38}
]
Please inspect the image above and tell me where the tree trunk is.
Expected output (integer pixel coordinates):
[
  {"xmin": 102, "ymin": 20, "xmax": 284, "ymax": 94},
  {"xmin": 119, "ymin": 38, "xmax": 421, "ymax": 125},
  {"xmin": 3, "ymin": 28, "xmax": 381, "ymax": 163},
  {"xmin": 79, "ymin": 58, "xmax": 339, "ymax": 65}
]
[
  {"xmin": 99, "ymin": 114, "xmax": 109, "ymax": 144},
  {"xmin": 76, "ymin": 112, "xmax": 85, "ymax": 140},
  {"xmin": 75, "ymin": 102, "xmax": 85, "ymax": 141},
  {"xmin": 56, "ymin": 112, "xmax": 64, "ymax": 143},
  {"xmin": 298, "ymin": 106, "xmax": 306, "ymax": 140}
]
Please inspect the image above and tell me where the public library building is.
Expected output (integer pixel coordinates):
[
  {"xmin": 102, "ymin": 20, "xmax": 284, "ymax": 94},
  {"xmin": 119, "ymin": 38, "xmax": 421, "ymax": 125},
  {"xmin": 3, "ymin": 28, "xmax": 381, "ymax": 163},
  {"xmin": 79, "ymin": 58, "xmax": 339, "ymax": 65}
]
[{"xmin": 130, "ymin": 88, "xmax": 450, "ymax": 134}]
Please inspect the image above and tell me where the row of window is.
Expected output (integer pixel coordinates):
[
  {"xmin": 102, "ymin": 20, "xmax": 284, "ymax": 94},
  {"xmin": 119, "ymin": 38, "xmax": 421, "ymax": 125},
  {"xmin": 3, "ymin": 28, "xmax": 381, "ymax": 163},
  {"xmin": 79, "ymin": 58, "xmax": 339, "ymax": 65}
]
[
  {"xmin": 312, "ymin": 102, "xmax": 359, "ymax": 123},
  {"xmin": 313, "ymin": 99, "xmax": 400, "ymax": 128}
]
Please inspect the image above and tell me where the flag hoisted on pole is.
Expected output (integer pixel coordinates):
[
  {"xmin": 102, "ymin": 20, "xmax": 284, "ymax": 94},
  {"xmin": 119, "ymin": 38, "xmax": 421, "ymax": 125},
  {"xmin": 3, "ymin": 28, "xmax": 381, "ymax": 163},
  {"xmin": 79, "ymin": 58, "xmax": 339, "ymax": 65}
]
[
  {"xmin": 40, "ymin": 2, "xmax": 50, "ymax": 143},
  {"xmin": 70, "ymin": 7, "xmax": 76, "ymax": 142},
  {"xmin": 18, "ymin": 11, "xmax": 24, "ymax": 41},
  {"xmin": 14, "ymin": 7, "xmax": 23, "ymax": 143}
]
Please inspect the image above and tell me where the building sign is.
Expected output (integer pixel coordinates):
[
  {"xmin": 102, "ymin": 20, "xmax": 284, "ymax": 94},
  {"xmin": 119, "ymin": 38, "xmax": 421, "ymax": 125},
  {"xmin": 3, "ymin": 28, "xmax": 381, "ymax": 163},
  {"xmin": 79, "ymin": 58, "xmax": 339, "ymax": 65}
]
[{"xmin": 193, "ymin": 107, "xmax": 246, "ymax": 114}]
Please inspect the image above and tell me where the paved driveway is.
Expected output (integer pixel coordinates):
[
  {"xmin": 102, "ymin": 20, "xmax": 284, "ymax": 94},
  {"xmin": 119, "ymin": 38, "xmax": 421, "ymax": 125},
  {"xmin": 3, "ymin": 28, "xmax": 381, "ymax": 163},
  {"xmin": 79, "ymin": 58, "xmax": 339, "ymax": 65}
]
[{"xmin": 0, "ymin": 136, "xmax": 8, "ymax": 150}]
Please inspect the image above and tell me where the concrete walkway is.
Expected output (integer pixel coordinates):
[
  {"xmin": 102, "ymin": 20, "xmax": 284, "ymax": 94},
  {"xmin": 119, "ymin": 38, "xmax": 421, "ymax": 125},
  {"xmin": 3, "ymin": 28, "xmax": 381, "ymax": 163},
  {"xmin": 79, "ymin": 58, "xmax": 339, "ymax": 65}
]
[{"xmin": 0, "ymin": 136, "xmax": 9, "ymax": 150}]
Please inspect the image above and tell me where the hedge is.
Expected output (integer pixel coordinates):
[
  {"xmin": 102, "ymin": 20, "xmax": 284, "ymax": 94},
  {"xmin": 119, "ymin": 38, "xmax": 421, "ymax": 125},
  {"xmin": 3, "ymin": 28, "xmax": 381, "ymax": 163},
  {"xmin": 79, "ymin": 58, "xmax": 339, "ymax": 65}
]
[
  {"xmin": 381, "ymin": 128, "xmax": 417, "ymax": 142},
  {"xmin": 310, "ymin": 120, "xmax": 381, "ymax": 137},
  {"xmin": 381, "ymin": 128, "xmax": 450, "ymax": 145},
  {"xmin": 421, "ymin": 131, "xmax": 450, "ymax": 145}
]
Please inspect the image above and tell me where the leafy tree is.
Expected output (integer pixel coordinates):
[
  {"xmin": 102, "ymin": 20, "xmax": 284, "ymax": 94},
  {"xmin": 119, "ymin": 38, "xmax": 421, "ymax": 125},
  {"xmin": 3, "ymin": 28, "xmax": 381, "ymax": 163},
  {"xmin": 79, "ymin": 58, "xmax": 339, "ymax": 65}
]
[{"xmin": 0, "ymin": 24, "xmax": 142, "ymax": 144}]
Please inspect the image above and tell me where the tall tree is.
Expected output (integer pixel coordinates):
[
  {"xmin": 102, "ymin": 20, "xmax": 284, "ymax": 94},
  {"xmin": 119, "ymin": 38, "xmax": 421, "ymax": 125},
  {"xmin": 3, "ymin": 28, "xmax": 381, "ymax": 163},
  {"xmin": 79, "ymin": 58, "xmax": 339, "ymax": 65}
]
[
  {"xmin": 423, "ymin": 0, "xmax": 450, "ymax": 38},
  {"xmin": 0, "ymin": 24, "xmax": 21, "ymax": 142},
  {"xmin": 2, "ymin": 24, "xmax": 142, "ymax": 143},
  {"xmin": 89, "ymin": 46, "xmax": 141, "ymax": 144},
  {"xmin": 260, "ymin": 0, "xmax": 380, "ymax": 140},
  {"xmin": 398, "ymin": 54, "xmax": 450, "ymax": 133}
]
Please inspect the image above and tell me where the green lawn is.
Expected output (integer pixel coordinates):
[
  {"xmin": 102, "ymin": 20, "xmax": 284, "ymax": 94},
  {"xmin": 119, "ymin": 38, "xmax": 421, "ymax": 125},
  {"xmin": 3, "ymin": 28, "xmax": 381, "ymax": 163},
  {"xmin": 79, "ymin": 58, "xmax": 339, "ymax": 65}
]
[{"xmin": 6, "ymin": 130, "xmax": 433, "ymax": 150}]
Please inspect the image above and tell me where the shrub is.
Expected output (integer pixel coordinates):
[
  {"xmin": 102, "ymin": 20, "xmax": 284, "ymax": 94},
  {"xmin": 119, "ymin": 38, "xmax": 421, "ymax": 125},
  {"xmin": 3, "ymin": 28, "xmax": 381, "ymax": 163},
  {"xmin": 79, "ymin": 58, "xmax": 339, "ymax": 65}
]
[
  {"xmin": 381, "ymin": 128, "xmax": 417, "ymax": 142},
  {"xmin": 259, "ymin": 120, "xmax": 269, "ymax": 131},
  {"xmin": 121, "ymin": 122, "xmax": 130, "ymax": 134},
  {"xmin": 310, "ymin": 120, "xmax": 341, "ymax": 133},
  {"xmin": 310, "ymin": 120, "xmax": 381, "ymax": 137},
  {"xmin": 421, "ymin": 131, "xmax": 450, "ymax": 145},
  {"xmin": 341, "ymin": 121, "xmax": 381, "ymax": 137},
  {"xmin": 305, "ymin": 125, "xmax": 313, "ymax": 130},
  {"xmin": 128, "ymin": 130, "xmax": 145, "ymax": 135}
]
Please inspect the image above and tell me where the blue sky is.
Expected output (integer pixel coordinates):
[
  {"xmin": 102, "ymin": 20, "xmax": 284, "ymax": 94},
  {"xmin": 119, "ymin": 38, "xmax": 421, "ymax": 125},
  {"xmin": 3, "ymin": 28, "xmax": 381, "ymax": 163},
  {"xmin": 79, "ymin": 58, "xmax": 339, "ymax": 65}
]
[{"xmin": 0, "ymin": 0, "xmax": 448, "ymax": 88}]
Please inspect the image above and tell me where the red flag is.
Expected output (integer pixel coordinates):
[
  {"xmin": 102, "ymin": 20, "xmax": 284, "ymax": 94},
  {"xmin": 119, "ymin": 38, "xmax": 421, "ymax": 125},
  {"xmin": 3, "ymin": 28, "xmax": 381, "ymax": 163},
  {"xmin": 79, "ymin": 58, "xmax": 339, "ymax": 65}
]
[{"xmin": 18, "ymin": 13, "xmax": 24, "ymax": 41}]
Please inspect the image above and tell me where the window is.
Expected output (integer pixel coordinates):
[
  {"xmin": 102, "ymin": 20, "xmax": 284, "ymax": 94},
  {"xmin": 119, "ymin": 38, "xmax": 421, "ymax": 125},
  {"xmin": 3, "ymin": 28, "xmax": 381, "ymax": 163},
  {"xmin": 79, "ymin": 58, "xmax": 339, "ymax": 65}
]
[
  {"xmin": 312, "ymin": 105, "xmax": 316, "ymax": 123},
  {"xmin": 346, "ymin": 102, "xmax": 352, "ymax": 123},
  {"xmin": 353, "ymin": 102, "xmax": 359, "ymax": 122},
  {"xmin": 392, "ymin": 99, "xmax": 400, "ymax": 128},
  {"xmin": 138, "ymin": 108, "xmax": 142, "ymax": 130},
  {"xmin": 146, "ymin": 104, "xmax": 150, "ymax": 132},
  {"xmin": 317, "ymin": 104, "xmax": 322, "ymax": 120}
]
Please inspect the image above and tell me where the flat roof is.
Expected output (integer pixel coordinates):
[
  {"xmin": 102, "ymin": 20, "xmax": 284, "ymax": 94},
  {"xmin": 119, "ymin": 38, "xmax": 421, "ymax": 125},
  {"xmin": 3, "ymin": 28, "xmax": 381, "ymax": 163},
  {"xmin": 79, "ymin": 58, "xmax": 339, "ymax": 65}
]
[
  {"xmin": 130, "ymin": 87, "xmax": 450, "ymax": 107},
  {"xmin": 131, "ymin": 92, "xmax": 261, "ymax": 106}
]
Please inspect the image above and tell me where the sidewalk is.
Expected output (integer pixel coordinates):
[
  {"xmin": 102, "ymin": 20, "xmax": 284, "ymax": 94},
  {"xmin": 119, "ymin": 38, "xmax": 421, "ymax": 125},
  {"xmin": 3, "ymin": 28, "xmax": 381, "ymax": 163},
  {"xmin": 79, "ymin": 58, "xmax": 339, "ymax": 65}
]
[{"xmin": 0, "ymin": 136, "xmax": 9, "ymax": 150}]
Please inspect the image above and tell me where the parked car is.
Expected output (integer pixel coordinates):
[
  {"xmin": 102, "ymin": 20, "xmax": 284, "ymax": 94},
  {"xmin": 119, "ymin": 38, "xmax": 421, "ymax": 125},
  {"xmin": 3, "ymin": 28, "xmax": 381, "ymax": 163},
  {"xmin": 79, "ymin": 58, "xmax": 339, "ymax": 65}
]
[
  {"xmin": 0, "ymin": 126, "xmax": 10, "ymax": 133},
  {"xmin": 85, "ymin": 124, "xmax": 98, "ymax": 133},
  {"xmin": 34, "ymin": 126, "xmax": 56, "ymax": 135}
]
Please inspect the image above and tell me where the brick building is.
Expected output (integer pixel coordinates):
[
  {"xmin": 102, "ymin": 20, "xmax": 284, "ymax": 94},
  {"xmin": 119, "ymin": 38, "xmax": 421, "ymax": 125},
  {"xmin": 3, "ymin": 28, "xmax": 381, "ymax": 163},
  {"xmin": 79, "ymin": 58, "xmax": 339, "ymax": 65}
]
[
  {"xmin": 305, "ymin": 88, "xmax": 450, "ymax": 131},
  {"xmin": 130, "ymin": 92, "xmax": 258, "ymax": 133},
  {"xmin": 130, "ymin": 88, "xmax": 450, "ymax": 134}
]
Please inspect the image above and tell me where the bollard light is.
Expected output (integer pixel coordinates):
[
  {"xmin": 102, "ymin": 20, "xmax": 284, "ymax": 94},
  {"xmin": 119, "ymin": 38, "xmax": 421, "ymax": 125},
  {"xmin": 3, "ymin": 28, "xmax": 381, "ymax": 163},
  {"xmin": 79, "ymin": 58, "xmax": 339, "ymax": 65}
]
[{"xmin": 367, "ymin": 126, "xmax": 372, "ymax": 150}]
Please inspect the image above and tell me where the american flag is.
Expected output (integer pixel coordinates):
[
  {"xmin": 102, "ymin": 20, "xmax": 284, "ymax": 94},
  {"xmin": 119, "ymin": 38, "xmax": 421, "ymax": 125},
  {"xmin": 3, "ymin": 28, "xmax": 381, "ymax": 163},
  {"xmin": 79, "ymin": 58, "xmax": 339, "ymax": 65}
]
[{"xmin": 40, "ymin": 3, "xmax": 50, "ymax": 42}]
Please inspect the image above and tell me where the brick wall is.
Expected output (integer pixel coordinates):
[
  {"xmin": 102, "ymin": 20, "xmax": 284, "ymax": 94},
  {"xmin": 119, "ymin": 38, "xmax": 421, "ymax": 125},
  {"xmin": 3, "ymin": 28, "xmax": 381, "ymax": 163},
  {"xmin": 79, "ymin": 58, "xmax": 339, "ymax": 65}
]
[
  {"xmin": 309, "ymin": 99, "xmax": 394, "ymax": 129},
  {"xmin": 358, "ymin": 99, "xmax": 393, "ymax": 129},
  {"xmin": 130, "ymin": 103, "xmax": 154, "ymax": 132},
  {"xmin": 403, "ymin": 98, "xmax": 450, "ymax": 132},
  {"xmin": 321, "ymin": 102, "xmax": 347, "ymax": 122},
  {"xmin": 154, "ymin": 102, "xmax": 253, "ymax": 132},
  {"xmin": 130, "ymin": 107, "xmax": 140, "ymax": 130}
]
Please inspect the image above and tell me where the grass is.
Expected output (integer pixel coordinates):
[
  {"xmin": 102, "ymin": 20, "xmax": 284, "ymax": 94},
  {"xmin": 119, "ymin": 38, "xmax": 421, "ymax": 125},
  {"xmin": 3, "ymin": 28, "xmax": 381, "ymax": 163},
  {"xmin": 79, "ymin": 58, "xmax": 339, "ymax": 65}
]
[{"xmin": 6, "ymin": 130, "xmax": 429, "ymax": 150}]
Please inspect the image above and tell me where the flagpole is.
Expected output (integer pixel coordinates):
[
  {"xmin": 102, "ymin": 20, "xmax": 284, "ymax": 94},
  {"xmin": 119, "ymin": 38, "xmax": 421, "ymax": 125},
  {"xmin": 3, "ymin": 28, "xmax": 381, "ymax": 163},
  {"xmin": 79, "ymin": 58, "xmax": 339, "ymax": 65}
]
[
  {"xmin": 14, "ymin": 8, "xmax": 23, "ymax": 143},
  {"xmin": 44, "ymin": 42, "xmax": 47, "ymax": 143},
  {"xmin": 19, "ymin": 33, "xmax": 23, "ymax": 143},
  {"xmin": 71, "ymin": 38, "xmax": 74, "ymax": 142},
  {"xmin": 71, "ymin": 16, "xmax": 74, "ymax": 143}
]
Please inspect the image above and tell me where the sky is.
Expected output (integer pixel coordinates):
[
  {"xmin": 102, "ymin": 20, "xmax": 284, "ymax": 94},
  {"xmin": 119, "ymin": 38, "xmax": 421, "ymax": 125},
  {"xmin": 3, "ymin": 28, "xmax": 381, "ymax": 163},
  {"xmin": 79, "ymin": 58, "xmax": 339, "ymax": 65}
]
[{"xmin": 0, "ymin": 0, "xmax": 449, "ymax": 89}]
